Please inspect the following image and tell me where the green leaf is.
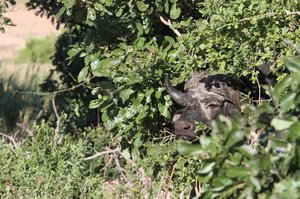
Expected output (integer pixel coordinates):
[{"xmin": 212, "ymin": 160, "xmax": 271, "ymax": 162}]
[
  {"xmin": 170, "ymin": 3, "xmax": 181, "ymax": 19},
  {"xmin": 116, "ymin": 8, "xmax": 123, "ymax": 17},
  {"xmin": 225, "ymin": 131, "xmax": 244, "ymax": 149},
  {"xmin": 211, "ymin": 176, "xmax": 233, "ymax": 192},
  {"xmin": 285, "ymin": 56, "xmax": 300, "ymax": 73},
  {"xmin": 67, "ymin": 48, "xmax": 81, "ymax": 58},
  {"xmin": 158, "ymin": 102, "xmax": 170, "ymax": 118},
  {"xmin": 280, "ymin": 92, "xmax": 296, "ymax": 112},
  {"xmin": 56, "ymin": 7, "xmax": 66, "ymax": 18},
  {"xmin": 289, "ymin": 122, "xmax": 300, "ymax": 141},
  {"xmin": 237, "ymin": 145, "xmax": 255, "ymax": 158},
  {"xmin": 135, "ymin": 37, "xmax": 146, "ymax": 49},
  {"xmin": 136, "ymin": 22, "xmax": 144, "ymax": 35},
  {"xmin": 225, "ymin": 167, "xmax": 250, "ymax": 178},
  {"xmin": 177, "ymin": 142, "xmax": 205, "ymax": 155},
  {"xmin": 272, "ymin": 76, "xmax": 292, "ymax": 102},
  {"xmin": 136, "ymin": 1, "xmax": 149, "ymax": 12},
  {"xmin": 120, "ymin": 89, "xmax": 135, "ymax": 103},
  {"xmin": 259, "ymin": 154, "xmax": 271, "ymax": 171},
  {"xmin": 87, "ymin": 7, "xmax": 96, "ymax": 21},
  {"xmin": 250, "ymin": 176, "xmax": 261, "ymax": 192},
  {"xmin": 64, "ymin": 0, "xmax": 75, "ymax": 9},
  {"xmin": 271, "ymin": 118, "xmax": 293, "ymax": 131},
  {"xmin": 89, "ymin": 99, "xmax": 102, "ymax": 109},
  {"xmin": 77, "ymin": 66, "xmax": 88, "ymax": 82},
  {"xmin": 197, "ymin": 171, "xmax": 213, "ymax": 183},
  {"xmin": 283, "ymin": 39, "xmax": 300, "ymax": 55},
  {"xmin": 198, "ymin": 162, "xmax": 215, "ymax": 174}
]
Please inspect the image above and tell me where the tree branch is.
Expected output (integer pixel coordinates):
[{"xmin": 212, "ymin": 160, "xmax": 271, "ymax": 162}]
[
  {"xmin": 0, "ymin": 133, "xmax": 18, "ymax": 149},
  {"xmin": 83, "ymin": 149, "xmax": 119, "ymax": 160},
  {"xmin": 52, "ymin": 97, "xmax": 61, "ymax": 142},
  {"xmin": 164, "ymin": 163, "xmax": 177, "ymax": 199},
  {"xmin": 159, "ymin": 15, "xmax": 182, "ymax": 37}
]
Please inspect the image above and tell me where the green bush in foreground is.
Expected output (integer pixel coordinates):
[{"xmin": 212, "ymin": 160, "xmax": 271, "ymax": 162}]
[
  {"xmin": 1, "ymin": 46, "xmax": 300, "ymax": 198},
  {"xmin": 0, "ymin": 121, "xmax": 105, "ymax": 198},
  {"xmin": 176, "ymin": 42, "xmax": 300, "ymax": 198}
]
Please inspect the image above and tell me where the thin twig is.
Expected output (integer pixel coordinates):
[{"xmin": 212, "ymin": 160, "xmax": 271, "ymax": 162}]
[
  {"xmin": 18, "ymin": 81, "xmax": 87, "ymax": 96},
  {"xmin": 159, "ymin": 15, "xmax": 182, "ymax": 37},
  {"xmin": 163, "ymin": 163, "xmax": 177, "ymax": 199},
  {"xmin": 52, "ymin": 97, "xmax": 61, "ymax": 137},
  {"xmin": 156, "ymin": 171, "xmax": 166, "ymax": 199},
  {"xmin": 256, "ymin": 76, "xmax": 261, "ymax": 104},
  {"xmin": 0, "ymin": 133, "xmax": 18, "ymax": 149},
  {"xmin": 83, "ymin": 149, "xmax": 119, "ymax": 160},
  {"xmin": 194, "ymin": 178, "xmax": 201, "ymax": 197},
  {"xmin": 113, "ymin": 152, "xmax": 130, "ymax": 184},
  {"xmin": 16, "ymin": 123, "xmax": 34, "ymax": 137}
]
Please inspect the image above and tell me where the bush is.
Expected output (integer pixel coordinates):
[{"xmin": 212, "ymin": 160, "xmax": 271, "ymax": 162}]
[
  {"xmin": 0, "ymin": 120, "xmax": 106, "ymax": 198},
  {"xmin": 23, "ymin": 0, "xmax": 300, "ymax": 197}
]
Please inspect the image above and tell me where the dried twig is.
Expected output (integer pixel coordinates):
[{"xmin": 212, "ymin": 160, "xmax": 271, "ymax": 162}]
[
  {"xmin": 112, "ymin": 152, "xmax": 130, "ymax": 184},
  {"xmin": 159, "ymin": 15, "xmax": 182, "ymax": 37},
  {"xmin": 16, "ymin": 123, "xmax": 34, "ymax": 137},
  {"xmin": 156, "ymin": 171, "xmax": 166, "ymax": 199},
  {"xmin": 0, "ymin": 133, "xmax": 18, "ymax": 149},
  {"xmin": 18, "ymin": 79, "xmax": 91, "ymax": 96},
  {"xmin": 52, "ymin": 97, "xmax": 61, "ymax": 136},
  {"xmin": 256, "ymin": 76, "xmax": 261, "ymax": 104},
  {"xmin": 194, "ymin": 178, "xmax": 201, "ymax": 197},
  {"xmin": 83, "ymin": 149, "xmax": 119, "ymax": 161},
  {"xmin": 164, "ymin": 163, "xmax": 177, "ymax": 199}
]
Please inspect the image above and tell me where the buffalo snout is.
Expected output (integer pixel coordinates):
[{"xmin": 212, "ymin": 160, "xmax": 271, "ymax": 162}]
[{"xmin": 174, "ymin": 119, "xmax": 197, "ymax": 140}]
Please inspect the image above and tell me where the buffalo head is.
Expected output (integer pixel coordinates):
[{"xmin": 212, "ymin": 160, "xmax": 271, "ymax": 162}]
[{"xmin": 165, "ymin": 71, "xmax": 242, "ymax": 140}]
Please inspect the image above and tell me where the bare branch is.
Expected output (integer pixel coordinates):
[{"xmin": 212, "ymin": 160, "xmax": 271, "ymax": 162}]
[
  {"xmin": 0, "ymin": 133, "xmax": 18, "ymax": 149},
  {"xmin": 16, "ymin": 123, "xmax": 34, "ymax": 137},
  {"xmin": 164, "ymin": 163, "xmax": 176, "ymax": 199},
  {"xmin": 52, "ymin": 97, "xmax": 61, "ymax": 144},
  {"xmin": 83, "ymin": 149, "xmax": 119, "ymax": 161},
  {"xmin": 159, "ymin": 15, "xmax": 182, "ymax": 37},
  {"xmin": 17, "ymin": 78, "xmax": 93, "ymax": 96}
]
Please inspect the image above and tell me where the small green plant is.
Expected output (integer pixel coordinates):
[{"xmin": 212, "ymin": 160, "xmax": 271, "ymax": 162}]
[
  {"xmin": 0, "ymin": 120, "xmax": 107, "ymax": 198},
  {"xmin": 15, "ymin": 35, "xmax": 57, "ymax": 64}
]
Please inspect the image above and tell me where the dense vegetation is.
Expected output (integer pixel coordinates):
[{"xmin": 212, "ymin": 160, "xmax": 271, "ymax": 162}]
[{"xmin": 1, "ymin": 0, "xmax": 300, "ymax": 198}]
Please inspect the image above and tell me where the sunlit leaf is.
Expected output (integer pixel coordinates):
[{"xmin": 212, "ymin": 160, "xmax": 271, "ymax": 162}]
[
  {"xmin": 225, "ymin": 167, "xmax": 250, "ymax": 178},
  {"xmin": 271, "ymin": 118, "xmax": 293, "ymax": 130},
  {"xmin": 170, "ymin": 3, "xmax": 181, "ymax": 19},
  {"xmin": 136, "ymin": 1, "xmax": 149, "ymax": 12},
  {"xmin": 77, "ymin": 66, "xmax": 88, "ymax": 82},
  {"xmin": 177, "ymin": 142, "xmax": 205, "ymax": 155}
]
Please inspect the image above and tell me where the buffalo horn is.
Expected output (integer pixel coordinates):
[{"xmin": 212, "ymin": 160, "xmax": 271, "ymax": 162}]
[{"xmin": 164, "ymin": 75, "xmax": 193, "ymax": 106}]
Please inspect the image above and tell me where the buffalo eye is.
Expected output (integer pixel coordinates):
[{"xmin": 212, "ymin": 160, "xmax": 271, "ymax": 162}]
[{"xmin": 207, "ymin": 102, "xmax": 220, "ymax": 109}]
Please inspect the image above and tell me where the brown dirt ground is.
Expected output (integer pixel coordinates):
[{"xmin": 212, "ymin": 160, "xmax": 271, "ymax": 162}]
[{"xmin": 0, "ymin": 3, "xmax": 60, "ymax": 62}]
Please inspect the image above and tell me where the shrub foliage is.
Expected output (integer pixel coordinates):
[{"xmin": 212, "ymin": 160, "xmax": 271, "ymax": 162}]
[{"xmin": 2, "ymin": 0, "xmax": 299, "ymax": 197}]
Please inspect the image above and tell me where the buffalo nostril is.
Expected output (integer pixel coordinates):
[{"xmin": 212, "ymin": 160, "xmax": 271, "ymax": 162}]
[{"xmin": 183, "ymin": 124, "xmax": 191, "ymax": 130}]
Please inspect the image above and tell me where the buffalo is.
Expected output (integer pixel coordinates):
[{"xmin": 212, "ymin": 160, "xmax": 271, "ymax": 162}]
[{"xmin": 165, "ymin": 71, "xmax": 247, "ymax": 141}]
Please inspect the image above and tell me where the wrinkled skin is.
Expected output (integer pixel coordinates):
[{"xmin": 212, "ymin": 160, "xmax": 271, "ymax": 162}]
[{"xmin": 165, "ymin": 71, "xmax": 242, "ymax": 141}]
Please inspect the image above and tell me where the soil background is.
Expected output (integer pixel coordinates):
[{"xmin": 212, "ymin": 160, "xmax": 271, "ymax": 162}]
[{"xmin": 0, "ymin": 2, "xmax": 60, "ymax": 62}]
